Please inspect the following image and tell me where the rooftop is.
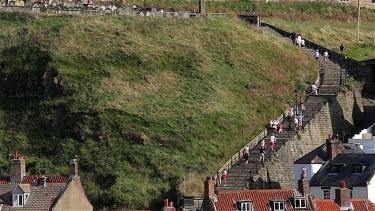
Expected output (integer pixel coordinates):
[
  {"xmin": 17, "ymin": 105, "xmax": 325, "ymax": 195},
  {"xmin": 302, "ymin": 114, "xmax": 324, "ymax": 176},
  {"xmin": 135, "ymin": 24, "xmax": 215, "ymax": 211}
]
[
  {"xmin": 314, "ymin": 199, "xmax": 375, "ymax": 211},
  {"xmin": 294, "ymin": 143, "xmax": 364, "ymax": 164},
  {"xmin": 309, "ymin": 154, "xmax": 375, "ymax": 187},
  {"xmin": 214, "ymin": 189, "xmax": 313, "ymax": 211}
]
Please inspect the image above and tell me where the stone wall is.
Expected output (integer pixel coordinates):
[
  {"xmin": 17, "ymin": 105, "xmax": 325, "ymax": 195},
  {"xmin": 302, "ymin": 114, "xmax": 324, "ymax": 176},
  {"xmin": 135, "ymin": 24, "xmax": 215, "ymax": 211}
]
[{"xmin": 255, "ymin": 90, "xmax": 364, "ymax": 189}]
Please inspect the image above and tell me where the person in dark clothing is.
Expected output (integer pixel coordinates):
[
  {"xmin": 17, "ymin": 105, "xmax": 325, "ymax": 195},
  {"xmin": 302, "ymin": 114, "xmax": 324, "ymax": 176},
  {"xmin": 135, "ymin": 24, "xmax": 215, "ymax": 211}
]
[
  {"xmin": 340, "ymin": 44, "xmax": 345, "ymax": 54},
  {"xmin": 291, "ymin": 32, "xmax": 297, "ymax": 45},
  {"xmin": 259, "ymin": 147, "xmax": 266, "ymax": 167}
]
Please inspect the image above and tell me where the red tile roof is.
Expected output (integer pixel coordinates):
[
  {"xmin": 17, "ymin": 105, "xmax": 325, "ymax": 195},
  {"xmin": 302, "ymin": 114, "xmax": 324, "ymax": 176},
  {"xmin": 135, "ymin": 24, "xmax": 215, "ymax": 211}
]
[
  {"xmin": 215, "ymin": 189, "xmax": 313, "ymax": 211},
  {"xmin": 314, "ymin": 199, "xmax": 375, "ymax": 211},
  {"xmin": 21, "ymin": 174, "xmax": 68, "ymax": 184},
  {"xmin": 314, "ymin": 199, "xmax": 340, "ymax": 211},
  {"xmin": 352, "ymin": 199, "xmax": 375, "ymax": 210}
]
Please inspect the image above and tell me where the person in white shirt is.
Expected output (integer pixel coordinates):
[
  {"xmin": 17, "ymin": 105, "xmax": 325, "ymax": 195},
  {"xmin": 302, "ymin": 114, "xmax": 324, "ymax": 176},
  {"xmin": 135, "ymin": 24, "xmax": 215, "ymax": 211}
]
[
  {"xmin": 323, "ymin": 50, "xmax": 329, "ymax": 63},
  {"xmin": 301, "ymin": 39, "xmax": 305, "ymax": 47},
  {"xmin": 270, "ymin": 135, "xmax": 276, "ymax": 151},
  {"xmin": 311, "ymin": 83, "xmax": 318, "ymax": 95},
  {"xmin": 315, "ymin": 50, "xmax": 319, "ymax": 61}
]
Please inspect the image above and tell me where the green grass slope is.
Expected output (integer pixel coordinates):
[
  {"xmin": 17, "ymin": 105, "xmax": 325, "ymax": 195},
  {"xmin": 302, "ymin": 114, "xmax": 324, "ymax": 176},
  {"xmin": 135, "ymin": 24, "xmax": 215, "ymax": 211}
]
[
  {"xmin": 266, "ymin": 18, "xmax": 375, "ymax": 61},
  {"xmin": 0, "ymin": 13, "xmax": 317, "ymax": 210}
]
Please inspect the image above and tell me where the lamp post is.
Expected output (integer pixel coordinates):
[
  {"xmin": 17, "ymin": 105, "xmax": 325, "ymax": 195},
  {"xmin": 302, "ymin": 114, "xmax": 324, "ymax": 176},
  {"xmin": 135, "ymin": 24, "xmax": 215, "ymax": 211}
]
[
  {"xmin": 357, "ymin": 0, "xmax": 360, "ymax": 42},
  {"xmin": 294, "ymin": 90, "xmax": 298, "ymax": 117}
]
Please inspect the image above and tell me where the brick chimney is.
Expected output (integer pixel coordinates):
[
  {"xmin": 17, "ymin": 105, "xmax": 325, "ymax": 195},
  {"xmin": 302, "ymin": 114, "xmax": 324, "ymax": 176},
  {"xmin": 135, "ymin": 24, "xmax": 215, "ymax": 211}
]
[
  {"xmin": 10, "ymin": 152, "xmax": 26, "ymax": 183},
  {"xmin": 69, "ymin": 159, "xmax": 78, "ymax": 177},
  {"xmin": 335, "ymin": 181, "xmax": 351, "ymax": 209},
  {"xmin": 298, "ymin": 167, "xmax": 310, "ymax": 196},
  {"xmin": 326, "ymin": 139, "xmax": 343, "ymax": 160},
  {"xmin": 161, "ymin": 199, "xmax": 176, "ymax": 211},
  {"xmin": 204, "ymin": 176, "xmax": 215, "ymax": 198}
]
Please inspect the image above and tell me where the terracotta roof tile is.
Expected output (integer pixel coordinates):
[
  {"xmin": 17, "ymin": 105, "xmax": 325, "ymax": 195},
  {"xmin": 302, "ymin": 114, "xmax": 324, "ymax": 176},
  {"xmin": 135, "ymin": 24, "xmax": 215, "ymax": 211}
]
[
  {"xmin": 314, "ymin": 199, "xmax": 375, "ymax": 211},
  {"xmin": 21, "ymin": 174, "xmax": 68, "ymax": 184},
  {"xmin": 215, "ymin": 189, "xmax": 313, "ymax": 211},
  {"xmin": 351, "ymin": 199, "xmax": 375, "ymax": 211},
  {"xmin": 314, "ymin": 199, "xmax": 340, "ymax": 211}
]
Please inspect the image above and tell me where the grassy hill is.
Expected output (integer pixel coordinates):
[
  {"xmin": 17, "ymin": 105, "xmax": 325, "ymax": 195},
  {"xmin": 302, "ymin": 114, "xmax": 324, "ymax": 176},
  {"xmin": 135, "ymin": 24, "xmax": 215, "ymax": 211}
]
[
  {"xmin": 266, "ymin": 18, "xmax": 375, "ymax": 61},
  {"xmin": 0, "ymin": 12, "xmax": 317, "ymax": 210}
]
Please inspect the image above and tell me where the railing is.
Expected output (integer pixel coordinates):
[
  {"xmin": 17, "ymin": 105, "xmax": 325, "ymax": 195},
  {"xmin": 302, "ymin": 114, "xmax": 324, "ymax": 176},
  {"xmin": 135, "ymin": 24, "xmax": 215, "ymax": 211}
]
[
  {"xmin": 262, "ymin": 23, "xmax": 372, "ymax": 88},
  {"xmin": 0, "ymin": 5, "xmax": 226, "ymax": 18},
  {"xmin": 212, "ymin": 106, "xmax": 289, "ymax": 185}
]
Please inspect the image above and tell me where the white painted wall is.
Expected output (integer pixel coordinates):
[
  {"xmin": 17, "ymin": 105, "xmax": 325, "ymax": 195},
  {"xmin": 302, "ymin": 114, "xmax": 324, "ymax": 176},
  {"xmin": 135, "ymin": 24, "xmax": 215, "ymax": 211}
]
[
  {"xmin": 311, "ymin": 186, "xmax": 332, "ymax": 199},
  {"xmin": 311, "ymin": 186, "xmax": 372, "ymax": 201},
  {"xmin": 294, "ymin": 164, "xmax": 322, "ymax": 188},
  {"xmin": 368, "ymin": 177, "xmax": 375, "ymax": 204}
]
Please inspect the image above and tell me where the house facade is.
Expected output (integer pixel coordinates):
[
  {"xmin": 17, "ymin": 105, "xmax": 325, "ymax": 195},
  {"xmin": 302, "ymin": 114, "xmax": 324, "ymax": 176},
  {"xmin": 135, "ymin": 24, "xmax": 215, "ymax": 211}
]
[
  {"xmin": 294, "ymin": 138, "xmax": 364, "ymax": 188},
  {"xmin": 201, "ymin": 168, "xmax": 375, "ymax": 211},
  {"xmin": 309, "ymin": 153, "xmax": 375, "ymax": 204},
  {"xmin": 0, "ymin": 153, "xmax": 93, "ymax": 211}
]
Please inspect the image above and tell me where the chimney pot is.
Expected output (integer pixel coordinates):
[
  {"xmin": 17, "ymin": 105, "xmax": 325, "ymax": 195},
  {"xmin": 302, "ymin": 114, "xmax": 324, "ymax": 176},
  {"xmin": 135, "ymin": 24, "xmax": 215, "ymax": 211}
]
[
  {"xmin": 298, "ymin": 167, "xmax": 310, "ymax": 196},
  {"xmin": 69, "ymin": 159, "xmax": 78, "ymax": 177},
  {"xmin": 164, "ymin": 199, "xmax": 168, "ymax": 207}
]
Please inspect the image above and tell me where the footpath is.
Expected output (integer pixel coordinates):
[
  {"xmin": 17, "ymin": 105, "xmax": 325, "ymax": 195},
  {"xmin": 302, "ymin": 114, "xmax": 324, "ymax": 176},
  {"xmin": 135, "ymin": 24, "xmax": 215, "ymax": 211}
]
[{"xmin": 216, "ymin": 43, "xmax": 343, "ymax": 190}]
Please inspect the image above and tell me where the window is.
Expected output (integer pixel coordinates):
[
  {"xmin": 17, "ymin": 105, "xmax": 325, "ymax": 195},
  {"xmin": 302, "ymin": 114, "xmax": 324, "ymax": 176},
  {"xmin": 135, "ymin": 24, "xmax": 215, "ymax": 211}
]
[
  {"xmin": 292, "ymin": 197, "xmax": 307, "ymax": 209},
  {"xmin": 330, "ymin": 164, "xmax": 343, "ymax": 173},
  {"xmin": 353, "ymin": 165, "xmax": 362, "ymax": 173},
  {"xmin": 323, "ymin": 190, "xmax": 330, "ymax": 199},
  {"xmin": 269, "ymin": 200, "xmax": 285, "ymax": 211},
  {"xmin": 13, "ymin": 194, "xmax": 23, "ymax": 207},
  {"xmin": 236, "ymin": 201, "xmax": 254, "ymax": 211}
]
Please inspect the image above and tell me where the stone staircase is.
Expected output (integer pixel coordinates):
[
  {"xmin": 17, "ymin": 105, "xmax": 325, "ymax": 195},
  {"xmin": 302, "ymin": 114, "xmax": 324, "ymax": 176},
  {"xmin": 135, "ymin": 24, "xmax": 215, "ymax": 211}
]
[{"xmin": 216, "ymin": 40, "xmax": 343, "ymax": 190}]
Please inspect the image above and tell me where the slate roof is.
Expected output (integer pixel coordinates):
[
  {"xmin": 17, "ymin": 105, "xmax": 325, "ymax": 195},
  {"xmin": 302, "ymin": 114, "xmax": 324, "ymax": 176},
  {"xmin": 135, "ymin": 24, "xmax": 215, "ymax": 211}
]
[
  {"xmin": 0, "ymin": 174, "xmax": 70, "ymax": 211},
  {"xmin": 214, "ymin": 189, "xmax": 313, "ymax": 211},
  {"xmin": 314, "ymin": 199, "xmax": 375, "ymax": 211},
  {"xmin": 294, "ymin": 143, "xmax": 364, "ymax": 164},
  {"xmin": 309, "ymin": 154, "xmax": 375, "ymax": 187}
]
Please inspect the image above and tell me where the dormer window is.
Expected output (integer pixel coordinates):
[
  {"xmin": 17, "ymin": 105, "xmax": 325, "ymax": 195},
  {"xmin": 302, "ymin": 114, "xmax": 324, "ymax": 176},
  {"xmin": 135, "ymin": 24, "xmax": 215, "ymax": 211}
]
[
  {"xmin": 291, "ymin": 197, "xmax": 307, "ymax": 209},
  {"xmin": 12, "ymin": 184, "xmax": 30, "ymax": 207},
  {"xmin": 236, "ymin": 200, "xmax": 254, "ymax": 211},
  {"xmin": 269, "ymin": 200, "xmax": 285, "ymax": 211},
  {"xmin": 353, "ymin": 164, "xmax": 362, "ymax": 173},
  {"xmin": 330, "ymin": 164, "xmax": 343, "ymax": 173}
]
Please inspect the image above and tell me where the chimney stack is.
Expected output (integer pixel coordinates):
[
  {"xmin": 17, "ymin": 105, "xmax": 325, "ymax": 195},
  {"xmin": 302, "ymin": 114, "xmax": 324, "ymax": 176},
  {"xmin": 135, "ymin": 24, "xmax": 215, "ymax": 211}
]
[
  {"xmin": 161, "ymin": 199, "xmax": 176, "ymax": 211},
  {"xmin": 204, "ymin": 177, "xmax": 215, "ymax": 199},
  {"xmin": 326, "ymin": 138, "xmax": 343, "ymax": 160},
  {"xmin": 335, "ymin": 181, "xmax": 351, "ymax": 209},
  {"xmin": 69, "ymin": 159, "xmax": 78, "ymax": 177},
  {"xmin": 38, "ymin": 175, "xmax": 47, "ymax": 187},
  {"xmin": 10, "ymin": 152, "xmax": 26, "ymax": 183},
  {"xmin": 298, "ymin": 167, "xmax": 310, "ymax": 196}
]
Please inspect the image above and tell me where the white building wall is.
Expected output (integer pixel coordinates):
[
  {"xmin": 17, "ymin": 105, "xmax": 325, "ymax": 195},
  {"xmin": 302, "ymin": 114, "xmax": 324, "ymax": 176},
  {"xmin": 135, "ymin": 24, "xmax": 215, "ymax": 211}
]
[
  {"xmin": 294, "ymin": 164, "xmax": 322, "ymax": 188},
  {"xmin": 311, "ymin": 186, "xmax": 371, "ymax": 200},
  {"xmin": 368, "ymin": 177, "xmax": 375, "ymax": 204}
]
